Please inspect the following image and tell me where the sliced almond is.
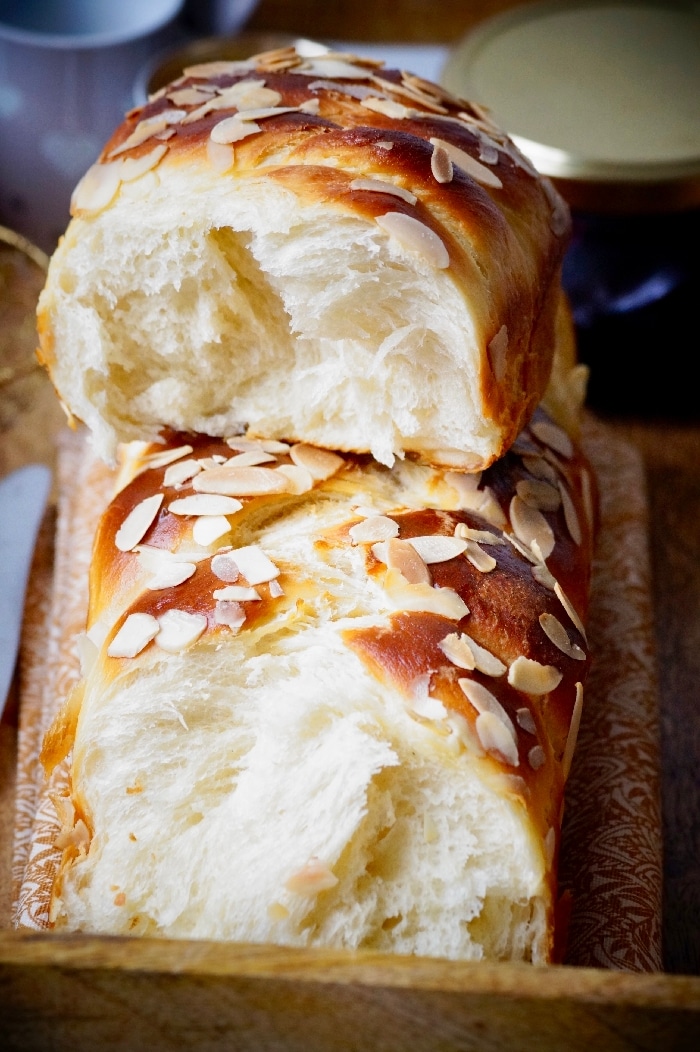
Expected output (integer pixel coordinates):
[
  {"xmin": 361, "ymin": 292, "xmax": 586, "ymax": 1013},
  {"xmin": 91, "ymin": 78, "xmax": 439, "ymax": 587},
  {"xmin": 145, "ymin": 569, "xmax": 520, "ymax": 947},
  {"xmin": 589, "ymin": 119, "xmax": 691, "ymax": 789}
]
[
  {"xmin": 562, "ymin": 682, "xmax": 584, "ymax": 780},
  {"xmin": 464, "ymin": 540, "xmax": 497, "ymax": 573},
  {"xmin": 71, "ymin": 161, "xmax": 122, "ymax": 215},
  {"xmin": 559, "ymin": 481, "xmax": 582, "ymax": 545},
  {"xmin": 146, "ymin": 561, "xmax": 196, "ymax": 590},
  {"xmin": 163, "ymin": 458, "xmax": 203, "ymax": 488},
  {"xmin": 169, "ymin": 493, "xmax": 242, "ymax": 516},
  {"xmin": 224, "ymin": 449, "xmax": 277, "ymax": 467},
  {"xmin": 210, "ymin": 552, "xmax": 241, "ymax": 583},
  {"xmin": 530, "ymin": 419, "xmax": 574, "ymax": 459},
  {"xmin": 461, "ymin": 634, "xmax": 506, "ymax": 676},
  {"xmin": 475, "ymin": 711, "xmax": 519, "ymax": 766},
  {"xmin": 516, "ymin": 478, "xmax": 561, "ymax": 513},
  {"xmin": 454, "ymin": 523, "xmax": 505, "ymax": 546},
  {"xmin": 521, "ymin": 454, "xmax": 559, "ymax": 485},
  {"xmin": 430, "ymin": 142, "xmax": 453, "ymax": 183},
  {"xmin": 429, "ymin": 137, "xmax": 503, "ymax": 189},
  {"xmin": 539, "ymin": 612, "xmax": 586, "ymax": 661},
  {"xmin": 155, "ymin": 609, "xmax": 207, "ymax": 653},
  {"xmin": 120, "ymin": 144, "xmax": 168, "ymax": 182},
  {"xmin": 193, "ymin": 466, "xmax": 288, "ymax": 496},
  {"xmin": 406, "ymin": 534, "xmax": 468, "ymax": 564},
  {"xmin": 373, "ymin": 537, "xmax": 431, "ymax": 584},
  {"xmin": 207, "ymin": 139, "xmax": 235, "ymax": 173},
  {"xmin": 375, "ymin": 212, "xmax": 449, "ymax": 269},
  {"xmin": 361, "ymin": 95, "xmax": 412, "ymax": 119},
  {"xmin": 213, "ymin": 585, "xmax": 261, "ymax": 602},
  {"xmin": 289, "ymin": 444, "xmax": 344, "ymax": 481},
  {"xmin": 107, "ymin": 613, "xmax": 159, "ymax": 658},
  {"xmin": 193, "ymin": 515, "xmax": 231, "ymax": 547},
  {"xmin": 210, "ymin": 117, "xmax": 261, "ymax": 144},
  {"xmin": 382, "ymin": 569, "xmax": 469, "ymax": 620},
  {"xmin": 508, "ymin": 655, "xmax": 563, "ymax": 695},
  {"xmin": 213, "ymin": 600, "xmax": 246, "ymax": 631},
  {"xmin": 348, "ymin": 515, "xmax": 399, "ymax": 544},
  {"xmin": 108, "ymin": 110, "xmax": 186, "ymax": 157},
  {"xmin": 554, "ymin": 581, "xmax": 588, "ymax": 644},
  {"xmin": 227, "ymin": 544, "xmax": 280, "ymax": 585},
  {"xmin": 275, "ymin": 463, "xmax": 314, "ymax": 494},
  {"xmin": 115, "ymin": 493, "xmax": 163, "ymax": 552},
  {"xmin": 141, "ymin": 444, "xmax": 194, "ymax": 472},
  {"xmin": 439, "ymin": 632, "xmax": 476, "ymax": 670},
  {"xmin": 349, "ymin": 177, "xmax": 417, "ymax": 205},
  {"xmin": 510, "ymin": 495, "xmax": 555, "ymax": 560}
]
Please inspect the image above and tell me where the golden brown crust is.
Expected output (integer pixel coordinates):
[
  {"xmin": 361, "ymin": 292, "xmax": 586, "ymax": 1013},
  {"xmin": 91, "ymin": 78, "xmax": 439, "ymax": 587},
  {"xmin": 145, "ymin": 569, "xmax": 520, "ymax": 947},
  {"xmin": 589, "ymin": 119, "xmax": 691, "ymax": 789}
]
[{"xmin": 39, "ymin": 47, "xmax": 571, "ymax": 469}]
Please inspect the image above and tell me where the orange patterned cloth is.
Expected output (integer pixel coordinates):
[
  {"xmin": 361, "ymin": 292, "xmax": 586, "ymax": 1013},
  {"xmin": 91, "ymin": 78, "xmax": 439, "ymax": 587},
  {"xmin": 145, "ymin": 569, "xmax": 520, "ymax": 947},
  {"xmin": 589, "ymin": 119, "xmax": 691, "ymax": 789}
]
[{"xmin": 11, "ymin": 419, "xmax": 663, "ymax": 969}]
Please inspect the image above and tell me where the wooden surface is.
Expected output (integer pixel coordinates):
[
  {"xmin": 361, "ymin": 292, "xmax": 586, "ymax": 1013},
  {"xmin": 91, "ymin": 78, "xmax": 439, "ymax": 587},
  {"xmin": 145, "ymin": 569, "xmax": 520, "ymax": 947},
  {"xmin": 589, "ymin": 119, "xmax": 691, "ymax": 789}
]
[{"xmin": 1, "ymin": 0, "xmax": 700, "ymax": 1046}]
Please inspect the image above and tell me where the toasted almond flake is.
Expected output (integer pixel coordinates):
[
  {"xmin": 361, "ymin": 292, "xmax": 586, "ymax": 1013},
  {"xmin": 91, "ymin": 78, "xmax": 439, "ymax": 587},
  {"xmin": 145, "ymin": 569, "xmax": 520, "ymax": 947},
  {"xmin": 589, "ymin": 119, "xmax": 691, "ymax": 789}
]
[
  {"xmin": 169, "ymin": 493, "xmax": 242, "ymax": 516},
  {"xmin": 285, "ymin": 857, "xmax": 339, "ymax": 896},
  {"xmin": 119, "ymin": 170, "xmax": 159, "ymax": 201},
  {"xmin": 115, "ymin": 493, "xmax": 163, "ymax": 552},
  {"xmin": 458, "ymin": 677, "xmax": 515, "ymax": 733},
  {"xmin": 299, "ymin": 97, "xmax": 320, "ymax": 114},
  {"xmin": 349, "ymin": 515, "xmax": 399, "ymax": 544},
  {"xmin": 210, "ymin": 117, "xmax": 261, "ymax": 144},
  {"xmin": 373, "ymin": 537, "xmax": 431, "ymax": 584},
  {"xmin": 446, "ymin": 474, "xmax": 507, "ymax": 529},
  {"xmin": 167, "ymin": 87, "xmax": 215, "ymax": 106},
  {"xmin": 155, "ymin": 609, "xmax": 207, "ymax": 653},
  {"xmin": 213, "ymin": 585, "xmax": 261, "ymax": 602},
  {"xmin": 532, "ymin": 561, "xmax": 557, "ymax": 589},
  {"xmin": 487, "ymin": 324, "xmax": 508, "ymax": 384},
  {"xmin": 197, "ymin": 456, "xmax": 227, "ymax": 469},
  {"xmin": 454, "ymin": 523, "xmax": 505, "ymax": 546},
  {"xmin": 349, "ymin": 177, "xmax": 417, "ymax": 205},
  {"xmin": 464, "ymin": 540, "xmax": 497, "ymax": 573},
  {"xmin": 224, "ymin": 449, "xmax": 277, "ymax": 467},
  {"xmin": 376, "ymin": 140, "xmax": 394, "ymax": 150},
  {"xmin": 439, "ymin": 632, "xmax": 476, "ymax": 670},
  {"xmin": 120, "ymin": 144, "xmax": 168, "ymax": 183},
  {"xmin": 146, "ymin": 561, "xmax": 196, "ymax": 590},
  {"xmin": 107, "ymin": 613, "xmax": 159, "ymax": 658},
  {"xmin": 233, "ymin": 105, "xmax": 298, "ymax": 121},
  {"xmin": 506, "ymin": 532, "xmax": 541, "ymax": 566},
  {"xmin": 516, "ymin": 478, "xmax": 561, "ymax": 513},
  {"xmin": 475, "ymin": 711, "xmax": 519, "ymax": 766},
  {"xmin": 193, "ymin": 466, "xmax": 288, "ymax": 496},
  {"xmin": 521, "ymin": 454, "xmax": 559, "ymax": 485},
  {"xmin": 407, "ymin": 534, "xmax": 468, "ymax": 564},
  {"xmin": 528, "ymin": 745, "xmax": 546, "ymax": 770},
  {"xmin": 429, "ymin": 137, "xmax": 503, "ymax": 189},
  {"xmin": 383, "ymin": 569, "xmax": 469, "ymax": 620},
  {"xmin": 109, "ymin": 110, "xmax": 186, "ymax": 157},
  {"xmin": 462, "ymin": 635, "xmax": 506, "ymax": 676},
  {"xmin": 228, "ymin": 544, "xmax": 280, "ymax": 585},
  {"xmin": 163, "ymin": 458, "xmax": 202, "ymax": 487},
  {"xmin": 510, "ymin": 495, "xmax": 555, "ymax": 560},
  {"xmin": 530, "ymin": 419, "xmax": 574, "ymax": 459},
  {"xmin": 184, "ymin": 60, "xmax": 251, "ymax": 78},
  {"xmin": 275, "ymin": 463, "xmax": 314, "ymax": 494},
  {"xmin": 303, "ymin": 57, "xmax": 376, "ymax": 79},
  {"xmin": 211, "ymin": 552, "xmax": 240, "ymax": 583},
  {"xmin": 430, "ymin": 142, "xmax": 453, "ymax": 183},
  {"xmin": 409, "ymin": 682, "xmax": 447, "ymax": 721},
  {"xmin": 539, "ymin": 612, "xmax": 586, "ymax": 661},
  {"xmin": 375, "ymin": 212, "xmax": 449, "ymax": 269},
  {"xmin": 141, "ymin": 444, "xmax": 194, "ymax": 472},
  {"xmin": 508, "ymin": 655, "xmax": 563, "ymax": 695},
  {"xmin": 207, "ymin": 139, "xmax": 235, "ymax": 173},
  {"xmin": 554, "ymin": 581, "xmax": 588, "ymax": 644},
  {"xmin": 214, "ymin": 600, "xmax": 246, "ymax": 630},
  {"xmin": 193, "ymin": 515, "xmax": 231, "ymax": 547},
  {"xmin": 269, "ymin": 578, "xmax": 285, "ymax": 598},
  {"xmin": 516, "ymin": 707, "xmax": 537, "ymax": 735},
  {"xmin": 559, "ymin": 482, "xmax": 582, "ymax": 545},
  {"xmin": 562, "ymin": 682, "xmax": 584, "ymax": 780},
  {"xmin": 71, "ymin": 161, "xmax": 122, "ymax": 214},
  {"xmin": 289, "ymin": 444, "xmax": 344, "ymax": 480}
]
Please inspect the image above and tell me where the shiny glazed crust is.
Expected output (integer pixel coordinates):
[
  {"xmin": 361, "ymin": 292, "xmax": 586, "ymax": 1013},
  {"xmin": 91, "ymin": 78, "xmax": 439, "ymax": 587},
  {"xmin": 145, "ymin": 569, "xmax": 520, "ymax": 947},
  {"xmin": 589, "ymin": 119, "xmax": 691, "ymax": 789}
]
[
  {"xmin": 37, "ymin": 46, "xmax": 571, "ymax": 469},
  {"xmin": 43, "ymin": 407, "xmax": 596, "ymax": 959}
]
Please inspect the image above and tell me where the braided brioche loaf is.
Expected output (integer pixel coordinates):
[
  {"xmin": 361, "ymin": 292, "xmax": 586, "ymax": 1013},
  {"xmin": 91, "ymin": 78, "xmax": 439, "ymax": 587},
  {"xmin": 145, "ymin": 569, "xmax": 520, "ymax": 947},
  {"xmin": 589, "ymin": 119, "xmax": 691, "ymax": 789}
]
[
  {"xmin": 36, "ymin": 45, "xmax": 571, "ymax": 470},
  {"xmin": 42, "ymin": 407, "xmax": 595, "ymax": 961}
]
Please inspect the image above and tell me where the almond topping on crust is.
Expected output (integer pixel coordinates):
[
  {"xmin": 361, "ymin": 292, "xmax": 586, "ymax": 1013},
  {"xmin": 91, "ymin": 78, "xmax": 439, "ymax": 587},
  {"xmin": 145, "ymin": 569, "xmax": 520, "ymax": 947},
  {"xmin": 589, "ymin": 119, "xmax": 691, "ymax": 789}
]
[
  {"xmin": 361, "ymin": 95, "xmax": 412, "ymax": 119},
  {"xmin": 373, "ymin": 537, "xmax": 431, "ymax": 584},
  {"xmin": 141, "ymin": 444, "xmax": 194, "ymax": 472},
  {"xmin": 464, "ymin": 540, "xmax": 497, "ymax": 573},
  {"xmin": 475, "ymin": 711, "xmax": 519, "ymax": 767},
  {"xmin": 530, "ymin": 419, "xmax": 574, "ymax": 459},
  {"xmin": 375, "ymin": 212, "xmax": 449, "ymax": 269},
  {"xmin": 439, "ymin": 632, "xmax": 476, "ymax": 670},
  {"xmin": 169, "ymin": 493, "xmax": 243, "ymax": 516},
  {"xmin": 349, "ymin": 177, "xmax": 417, "ymax": 205},
  {"xmin": 214, "ymin": 600, "xmax": 246, "ymax": 631},
  {"xmin": 146, "ymin": 561, "xmax": 196, "ymax": 590},
  {"xmin": 108, "ymin": 110, "xmax": 186, "ymax": 157},
  {"xmin": 516, "ymin": 478, "xmax": 561, "ymax": 513},
  {"xmin": 429, "ymin": 137, "xmax": 503, "ymax": 189},
  {"xmin": 508, "ymin": 655, "xmax": 563, "ymax": 695},
  {"xmin": 71, "ymin": 161, "xmax": 122, "ymax": 215},
  {"xmin": 382, "ymin": 569, "xmax": 469, "ymax": 620},
  {"xmin": 155, "ymin": 609, "xmax": 207, "ymax": 653},
  {"xmin": 407, "ymin": 534, "xmax": 468, "ymax": 564},
  {"xmin": 207, "ymin": 139, "xmax": 235, "ymax": 173},
  {"xmin": 210, "ymin": 117, "xmax": 261, "ymax": 144},
  {"xmin": 213, "ymin": 585, "xmax": 261, "ymax": 602},
  {"xmin": 193, "ymin": 466, "xmax": 289, "ymax": 496},
  {"xmin": 454, "ymin": 523, "xmax": 505, "ymax": 546},
  {"xmin": 227, "ymin": 544, "xmax": 280, "ymax": 585},
  {"xmin": 349, "ymin": 515, "xmax": 399, "ymax": 544},
  {"xmin": 275, "ymin": 463, "xmax": 314, "ymax": 494},
  {"xmin": 211, "ymin": 551, "xmax": 240, "ymax": 583},
  {"xmin": 107, "ymin": 613, "xmax": 159, "ymax": 658},
  {"xmin": 224, "ymin": 450, "xmax": 278, "ymax": 467},
  {"xmin": 430, "ymin": 142, "xmax": 454, "ymax": 183},
  {"xmin": 553, "ymin": 582, "xmax": 588, "ymax": 644},
  {"xmin": 510, "ymin": 495, "xmax": 555, "ymax": 560},
  {"xmin": 539, "ymin": 612, "xmax": 586, "ymax": 660},
  {"xmin": 115, "ymin": 493, "xmax": 163, "ymax": 552},
  {"xmin": 559, "ymin": 481, "xmax": 582, "ymax": 545},
  {"xmin": 289, "ymin": 444, "xmax": 344, "ymax": 480},
  {"xmin": 193, "ymin": 515, "xmax": 231, "ymax": 547},
  {"xmin": 163, "ymin": 458, "xmax": 203, "ymax": 487}
]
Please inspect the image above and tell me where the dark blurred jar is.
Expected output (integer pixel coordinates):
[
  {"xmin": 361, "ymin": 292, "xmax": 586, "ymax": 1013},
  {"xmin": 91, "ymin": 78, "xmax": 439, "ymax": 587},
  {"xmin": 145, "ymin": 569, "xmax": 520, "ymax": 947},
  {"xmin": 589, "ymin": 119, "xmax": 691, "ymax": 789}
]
[{"xmin": 442, "ymin": 0, "xmax": 700, "ymax": 419}]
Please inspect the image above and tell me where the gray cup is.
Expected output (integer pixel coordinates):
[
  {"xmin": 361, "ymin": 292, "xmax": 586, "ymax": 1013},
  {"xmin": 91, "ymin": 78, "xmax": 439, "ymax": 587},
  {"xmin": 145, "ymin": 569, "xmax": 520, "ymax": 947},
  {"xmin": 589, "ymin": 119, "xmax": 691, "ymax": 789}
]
[{"xmin": 0, "ymin": 0, "xmax": 185, "ymax": 252}]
